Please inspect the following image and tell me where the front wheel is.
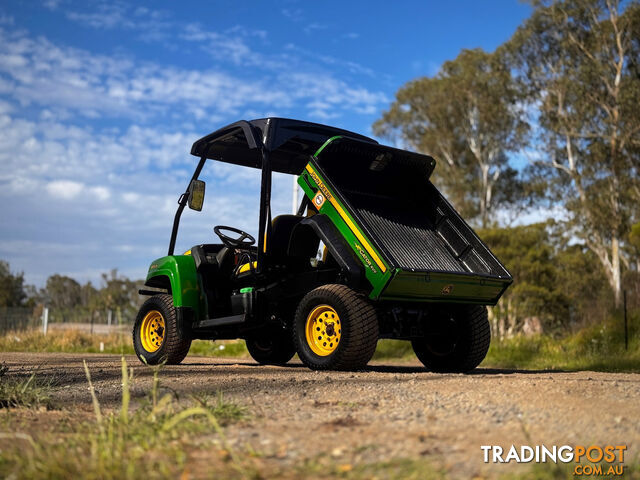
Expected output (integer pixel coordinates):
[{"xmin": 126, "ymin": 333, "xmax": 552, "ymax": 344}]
[
  {"xmin": 133, "ymin": 294, "xmax": 191, "ymax": 365},
  {"xmin": 412, "ymin": 305, "xmax": 490, "ymax": 373},
  {"xmin": 293, "ymin": 284, "xmax": 379, "ymax": 371}
]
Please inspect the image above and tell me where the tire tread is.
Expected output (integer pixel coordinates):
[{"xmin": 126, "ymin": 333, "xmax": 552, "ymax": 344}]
[
  {"xmin": 294, "ymin": 284, "xmax": 378, "ymax": 371},
  {"xmin": 133, "ymin": 294, "xmax": 191, "ymax": 365}
]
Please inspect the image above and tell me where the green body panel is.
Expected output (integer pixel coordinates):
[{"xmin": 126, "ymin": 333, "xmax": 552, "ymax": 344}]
[
  {"xmin": 380, "ymin": 270, "xmax": 506, "ymax": 305},
  {"xmin": 146, "ymin": 255, "xmax": 204, "ymax": 318}
]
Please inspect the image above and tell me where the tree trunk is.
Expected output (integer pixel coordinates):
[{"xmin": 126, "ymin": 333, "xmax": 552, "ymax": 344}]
[
  {"xmin": 611, "ymin": 236, "xmax": 622, "ymax": 308},
  {"xmin": 480, "ymin": 163, "xmax": 489, "ymax": 227},
  {"xmin": 588, "ymin": 235, "xmax": 623, "ymax": 309}
]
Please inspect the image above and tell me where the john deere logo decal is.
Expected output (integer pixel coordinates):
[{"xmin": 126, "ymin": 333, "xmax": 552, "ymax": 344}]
[
  {"xmin": 314, "ymin": 191, "xmax": 326, "ymax": 209},
  {"xmin": 441, "ymin": 284, "xmax": 454, "ymax": 295}
]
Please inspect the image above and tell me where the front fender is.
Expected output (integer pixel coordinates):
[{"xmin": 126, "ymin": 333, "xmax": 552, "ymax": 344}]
[{"xmin": 145, "ymin": 255, "xmax": 203, "ymax": 319}]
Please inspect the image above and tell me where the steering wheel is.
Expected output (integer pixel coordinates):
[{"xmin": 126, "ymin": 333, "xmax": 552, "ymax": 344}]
[{"xmin": 214, "ymin": 225, "xmax": 256, "ymax": 249}]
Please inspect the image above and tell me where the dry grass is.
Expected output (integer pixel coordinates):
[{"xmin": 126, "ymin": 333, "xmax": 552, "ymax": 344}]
[
  {"xmin": 0, "ymin": 358, "xmax": 250, "ymax": 480},
  {"xmin": 0, "ymin": 365, "xmax": 56, "ymax": 410},
  {"xmin": 0, "ymin": 328, "xmax": 132, "ymax": 354},
  {"xmin": 0, "ymin": 328, "xmax": 250, "ymax": 358}
]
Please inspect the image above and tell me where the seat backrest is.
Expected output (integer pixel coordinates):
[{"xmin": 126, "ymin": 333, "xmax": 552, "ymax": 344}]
[{"xmin": 268, "ymin": 215, "xmax": 304, "ymax": 257}]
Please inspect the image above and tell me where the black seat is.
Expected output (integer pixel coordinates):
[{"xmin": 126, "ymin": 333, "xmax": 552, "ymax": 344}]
[
  {"xmin": 235, "ymin": 215, "xmax": 320, "ymax": 277},
  {"xmin": 268, "ymin": 215, "xmax": 304, "ymax": 257}
]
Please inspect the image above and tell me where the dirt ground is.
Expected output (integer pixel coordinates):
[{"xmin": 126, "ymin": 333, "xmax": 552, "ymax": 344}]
[{"xmin": 1, "ymin": 352, "xmax": 639, "ymax": 478}]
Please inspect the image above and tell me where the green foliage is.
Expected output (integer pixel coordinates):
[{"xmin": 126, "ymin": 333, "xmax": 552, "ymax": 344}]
[
  {"xmin": 480, "ymin": 223, "xmax": 571, "ymax": 332},
  {"xmin": 40, "ymin": 269, "xmax": 144, "ymax": 324},
  {"xmin": 629, "ymin": 222, "xmax": 640, "ymax": 256},
  {"xmin": 372, "ymin": 339, "xmax": 414, "ymax": 360},
  {"xmin": 188, "ymin": 340, "xmax": 249, "ymax": 357},
  {"xmin": 0, "ymin": 261, "xmax": 27, "ymax": 308},
  {"xmin": 484, "ymin": 309, "xmax": 640, "ymax": 372},
  {"xmin": 45, "ymin": 274, "xmax": 82, "ymax": 310},
  {"xmin": 99, "ymin": 269, "xmax": 142, "ymax": 317},
  {"xmin": 481, "ymin": 222, "xmax": 621, "ymax": 332},
  {"xmin": 373, "ymin": 48, "xmax": 528, "ymax": 226}
]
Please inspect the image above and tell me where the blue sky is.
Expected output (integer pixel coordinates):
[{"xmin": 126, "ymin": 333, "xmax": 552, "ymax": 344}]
[{"xmin": 0, "ymin": 0, "xmax": 532, "ymax": 287}]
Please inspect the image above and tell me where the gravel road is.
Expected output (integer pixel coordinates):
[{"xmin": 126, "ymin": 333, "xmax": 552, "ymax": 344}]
[{"xmin": 1, "ymin": 352, "xmax": 639, "ymax": 477}]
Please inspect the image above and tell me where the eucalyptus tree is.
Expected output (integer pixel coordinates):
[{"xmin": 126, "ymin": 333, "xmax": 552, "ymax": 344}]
[
  {"xmin": 373, "ymin": 48, "xmax": 528, "ymax": 227},
  {"xmin": 506, "ymin": 0, "xmax": 640, "ymax": 307},
  {"xmin": 0, "ymin": 261, "xmax": 27, "ymax": 308}
]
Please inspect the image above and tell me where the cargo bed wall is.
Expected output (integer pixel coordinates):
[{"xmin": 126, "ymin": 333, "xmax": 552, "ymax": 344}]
[
  {"xmin": 314, "ymin": 138, "xmax": 512, "ymax": 304},
  {"xmin": 345, "ymin": 184, "xmax": 509, "ymax": 278}
]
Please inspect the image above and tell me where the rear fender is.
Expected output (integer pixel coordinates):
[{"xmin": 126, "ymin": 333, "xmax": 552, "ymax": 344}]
[
  {"xmin": 289, "ymin": 215, "xmax": 364, "ymax": 290},
  {"xmin": 145, "ymin": 255, "xmax": 204, "ymax": 320}
]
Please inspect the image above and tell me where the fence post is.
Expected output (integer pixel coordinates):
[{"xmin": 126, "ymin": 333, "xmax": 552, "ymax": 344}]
[
  {"xmin": 107, "ymin": 309, "xmax": 112, "ymax": 327},
  {"xmin": 42, "ymin": 307, "xmax": 49, "ymax": 336}
]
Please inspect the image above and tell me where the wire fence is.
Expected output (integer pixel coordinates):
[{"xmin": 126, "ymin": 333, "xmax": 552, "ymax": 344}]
[
  {"xmin": 0, "ymin": 307, "xmax": 134, "ymax": 336},
  {"xmin": 0, "ymin": 307, "xmax": 41, "ymax": 335}
]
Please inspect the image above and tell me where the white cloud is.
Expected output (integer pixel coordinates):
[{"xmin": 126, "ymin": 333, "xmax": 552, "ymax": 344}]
[
  {"xmin": 90, "ymin": 186, "xmax": 111, "ymax": 201},
  {"xmin": 0, "ymin": 26, "xmax": 387, "ymax": 124},
  {"xmin": 46, "ymin": 180, "xmax": 84, "ymax": 199},
  {"xmin": 64, "ymin": 1, "xmax": 173, "ymax": 42},
  {"xmin": 282, "ymin": 43, "xmax": 376, "ymax": 78},
  {"xmin": 304, "ymin": 23, "xmax": 328, "ymax": 34}
]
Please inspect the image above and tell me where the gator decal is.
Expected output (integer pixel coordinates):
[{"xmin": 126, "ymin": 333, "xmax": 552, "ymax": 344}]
[{"xmin": 354, "ymin": 243, "xmax": 378, "ymax": 274}]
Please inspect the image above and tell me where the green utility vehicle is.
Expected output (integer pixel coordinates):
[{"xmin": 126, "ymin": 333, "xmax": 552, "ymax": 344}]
[{"xmin": 134, "ymin": 118, "xmax": 512, "ymax": 371}]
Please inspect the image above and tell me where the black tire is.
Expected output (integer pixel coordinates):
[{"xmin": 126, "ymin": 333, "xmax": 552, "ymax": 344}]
[
  {"xmin": 246, "ymin": 328, "xmax": 296, "ymax": 365},
  {"xmin": 293, "ymin": 284, "xmax": 378, "ymax": 371},
  {"xmin": 133, "ymin": 294, "xmax": 191, "ymax": 365},
  {"xmin": 412, "ymin": 305, "xmax": 490, "ymax": 373}
]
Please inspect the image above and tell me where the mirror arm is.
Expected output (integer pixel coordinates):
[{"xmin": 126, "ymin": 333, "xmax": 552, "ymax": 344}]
[{"xmin": 168, "ymin": 156, "xmax": 206, "ymax": 256}]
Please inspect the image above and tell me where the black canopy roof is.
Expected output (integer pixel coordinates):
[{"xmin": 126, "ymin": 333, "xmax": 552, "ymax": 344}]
[{"xmin": 190, "ymin": 117, "xmax": 378, "ymax": 175}]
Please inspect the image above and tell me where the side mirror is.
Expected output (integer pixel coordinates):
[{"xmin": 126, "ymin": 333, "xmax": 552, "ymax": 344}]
[{"xmin": 187, "ymin": 179, "xmax": 205, "ymax": 211}]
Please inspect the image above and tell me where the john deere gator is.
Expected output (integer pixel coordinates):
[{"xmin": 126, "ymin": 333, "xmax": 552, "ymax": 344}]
[{"xmin": 133, "ymin": 118, "xmax": 512, "ymax": 371}]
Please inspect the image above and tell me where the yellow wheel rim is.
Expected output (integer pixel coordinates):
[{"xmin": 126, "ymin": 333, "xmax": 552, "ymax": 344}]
[
  {"xmin": 140, "ymin": 310, "xmax": 165, "ymax": 353},
  {"xmin": 305, "ymin": 305, "xmax": 341, "ymax": 356}
]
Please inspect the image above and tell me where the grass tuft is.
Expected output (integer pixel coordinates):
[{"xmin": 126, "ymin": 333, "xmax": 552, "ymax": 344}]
[
  {"xmin": 0, "ymin": 357, "xmax": 249, "ymax": 480},
  {"xmin": 0, "ymin": 371, "xmax": 55, "ymax": 410}
]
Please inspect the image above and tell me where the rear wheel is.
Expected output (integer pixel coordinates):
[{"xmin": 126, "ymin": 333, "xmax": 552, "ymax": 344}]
[
  {"xmin": 294, "ymin": 284, "xmax": 378, "ymax": 371},
  {"xmin": 133, "ymin": 294, "xmax": 191, "ymax": 365},
  {"xmin": 246, "ymin": 328, "xmax": 296, "ymax": 365},
  {"xmin": 412, "ymin": 305, "xmax": 490, "ymax": 373}
]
